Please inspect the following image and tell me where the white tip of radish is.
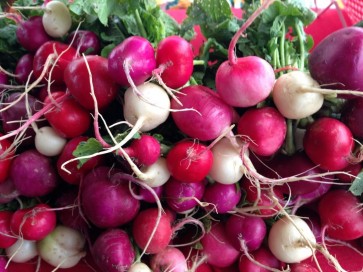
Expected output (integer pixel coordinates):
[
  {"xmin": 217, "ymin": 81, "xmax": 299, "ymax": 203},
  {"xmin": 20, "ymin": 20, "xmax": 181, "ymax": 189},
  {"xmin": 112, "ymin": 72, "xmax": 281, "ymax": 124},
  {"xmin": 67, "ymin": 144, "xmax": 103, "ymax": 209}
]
[
  {"xmin": 42, "ymin": 1, "xmax": 72, "ymax": 38},
  {"xmin": 6, "ymin": 239, "xmax": 38, "ymax": 263},
  {"xmin": 140, "ymin": 157, "xmax": 171, "ymax": 187},
  {"xmin": 268, "ymin": 216, "xmax": 316, "ymax": 263},
  {"xmin": 35, "ymin": 126, "xmax": 67, "ymax": 157},
  {"xmin": 129, "ymin": 262, "xmax": 152, "ymax": 272},
  {"xmin": 272, "ymin": 71, "xmax": 324, "ymax": 120}
]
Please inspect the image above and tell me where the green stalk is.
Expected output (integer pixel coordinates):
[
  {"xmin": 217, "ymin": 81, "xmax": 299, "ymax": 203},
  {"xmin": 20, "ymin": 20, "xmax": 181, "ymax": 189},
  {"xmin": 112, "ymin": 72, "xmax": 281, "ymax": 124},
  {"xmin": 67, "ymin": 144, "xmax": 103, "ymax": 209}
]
[
  {"xmin": 283, "ymin": 119, "xmax": 296, "ymax": 156},
  {"xmin": 294, "ymin": 19, "xmax": 305, "ymax": 70},
  {"xmin": 279, "ymin": 23, "xmax": 286, "ymax": 68},
  {"xmin": 134, "ymin": 9, "xmax": 147, "ymax": 38}
]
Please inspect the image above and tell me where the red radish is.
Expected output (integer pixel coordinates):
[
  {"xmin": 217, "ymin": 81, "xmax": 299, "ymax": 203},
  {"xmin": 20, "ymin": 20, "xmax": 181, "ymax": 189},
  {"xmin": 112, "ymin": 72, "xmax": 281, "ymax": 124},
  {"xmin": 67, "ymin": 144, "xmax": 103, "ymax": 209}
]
[
  {"xmin": 81, "ymin": 167, "xmax": 140, "ymax": 228},
  {"xmin": 0, "ymin": 211, "xmax": 17, "ymax": 248},
  {"xmin": 150, "ymin": 247, "xmax": 188, "ymax": 272},
  {"xmin": 92, "ymin": 228, "xmax": 135, "ymax": 272},
  {"xmin": 336, "ymin": 162, "xmax": 362, "ymax": 183},
  {"xmin": 225, "ymin": 214, "xmax": 267, "ymax": 252},
  {"xmin": 237, "ymin": 107, "xmax": 287, "ymax": 156},
  {"xmin": 38, "ymin": 225, "xmax": 86, "ymax": 269},
  {"xmin": 308, "ymin": 26, "xmax": 363, "ymax": 94},
  {"xmin": 200, "ymin": 222, "xmax": 240, "ymax": 268},
  {"xmin": 132, "ymin": 208, "xmax": 173, "ymax": 254},
  {"xmin": 155, "ymin": 35, "xmax": 194, "ymax": 89},
  {"xmin": 203, "ymin": 182, "xmax": 241, "ymax": 214},
  {"xmin": 238, "ymin": 246, "xmax": 283, "ymax": 272},
  {"xmin": 57, "ymin": 136, "xmax": 104, "ymax": 185},
  {"xmin": 64, "ymin": 55, "xmax": 119, "ymax": 111},
  {"xmin": 171, "ymin": 85, "xmax": 234, "ymax": 141},
  {"xmin": 341, "ymin": 97, "xmax": 363, "ymax": 139},
  {"xmin": 303, "ymin": 117, "xmax": 354, "ymax": 171},
  {"xmin": 124, "ymin": 134, "xmax": 161, "ymax": 166},
  {"xmin": 318, "ymin": 189, "xmax": 363, "ymax": 241},
  {"xmin": 108, "ymin": 36, "xmax": 156, "ymax": 87},
  {"xmin": 33, "ymin": 41, "xmax": 78, "ymax": 84},
  {"xmin": 41, "ymin": 0, "xmax": 72, "ymax": 38},
  {"xmin": 10, "ymin": 203, "xmax": 56, "ymax": 241},
  {"xmin": 10, "ymin": 149, "xmax": 58, "ymax": 197},
  {"xmin": 67, "ymin": 30, "xmax": 101, "ymax": 55},
  {"xmin": 15, "ymin": 15, "xmax": 51, "ymax": 52},
  {"xmin": 14, "ymin": 53, "xmax": 35, "ymax": 84},
  {"xmin": 0, "ymin": 136, "xmax": 14, "ymax": 183},
  {"xmin": 44, "ymin": 91, "xmax": 91, "ymax": 138},
  {"xmin": 166, "ymin": 140, "xmax": 213, "ymax": 183}
]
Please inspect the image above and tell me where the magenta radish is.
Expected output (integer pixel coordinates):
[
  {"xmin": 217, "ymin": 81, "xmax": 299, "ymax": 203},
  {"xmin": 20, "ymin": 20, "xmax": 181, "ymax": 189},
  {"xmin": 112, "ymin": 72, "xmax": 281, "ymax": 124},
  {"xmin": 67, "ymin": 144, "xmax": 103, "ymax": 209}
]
[
  {"xmin": 108, "ymin": 36, "xmax": 156, "ymax": 87},
  {"xmin": 137, "ymin": 185, "xmax": 164, "ymax": 203},
  {"xmin": 171, "ymin": 85, "xmax": 234, "ymax": 141},
  {"xmin": 81, "ymin": 166, "xmax": 140, "ymax": 228},
  {"xmin": 341, "ymin": 97, "xmax": 363, "ymax": 139},
  {"xmin": 150, "ymin": 247, "xmax": 188, "ymax": 272},
  {"xmin": 0, "ymin": 178, "xmax": 19, "ymax": 204},
  {"xmin": 67, "ymin": 30, "xmax": 101, "ymax": 55},
  {"xmin": 200, "ymin": 222, "xmax": 240, "ymax": 268},
  {"xmin": 124, "ymin": 134, "xmax": 161, "ymax": 166},
  {"xmin": 0, "ymin": 136, "xmax": 14, "ymax": 183},
  {"xmin": 132, "ymin": 208, "xmax": 173, "ymax": 254},
  {"xmin": 237, "ymin": 107, "xmax": 287, "ymax": 156},
  {"xmin": 0, "ymin": 211, "xmax": 17, "ymax": 248},
  {"xmin": 64, "ymin": 55, "xmax": 119, "ymax": 111},
  {"xmin": 6, "ymin": 239, "xmax": 38, "ymax": 263},
  {"xmin": 14, "ymin": 53, "xmax": 35, "ymax": 84},
  {"xmin": 92, "ymin": 228, "xmax": 135, "ymax": 272},
  {"xmin": 238, "ymin": 246, "xmax": 283, "ymax": 272},
  {"xmin": 155, "ymin": 35, "xmax": 194, "ymax": 89},
  {"xmin": 225, "ymin": 214, "xmax": 266, "ymax": 252},
  {"xmin": 303, "ymin": 117, "xmax": 354, "ymax": 171},
  {"xmin": 164, "ymin": 177, "xmax": 206, "ymax": 214},
  {"xmin": 37, "ymin": 225, "xmax": 86, "ymax": 269},
  {"xmin": 308, "ymin": 26, "xmax": 363, "ymax": 94},
  {"xmin": 318, "ymin": 189, "xmax": 363, "ymax": 241},
  {"xmin": 33, "ymin": 41, "xmax": 78, "ymax": 84},
  {"xmin": 0, "ymin": 71, "xmax": 8, "ymax": 94},
  {"xmin": 10, "ymin": 149, "xmax": 58, "ymax": 197},
  {"xmin": 166, "ymin": 140, "xmax": 213, "ymax": 183},
  {"xmin": 41, "ymin": 0, "xmax": 72, "ymax": 38}
]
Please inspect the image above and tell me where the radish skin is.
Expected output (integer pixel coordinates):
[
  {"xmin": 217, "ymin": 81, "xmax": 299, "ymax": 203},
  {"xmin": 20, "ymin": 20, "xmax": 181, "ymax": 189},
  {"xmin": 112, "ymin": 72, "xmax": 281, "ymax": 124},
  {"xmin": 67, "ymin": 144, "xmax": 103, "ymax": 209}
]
[
  {"xmin": 6, "ymin": 239, "xmax": 38, "ymax": 263},
  {"xmin": 42, "ymin": 1, "xmax": 72, "ymax": 38},
  {"xmin": 34, "ymin": 126, "xmax": 67, "ymax": 156}
]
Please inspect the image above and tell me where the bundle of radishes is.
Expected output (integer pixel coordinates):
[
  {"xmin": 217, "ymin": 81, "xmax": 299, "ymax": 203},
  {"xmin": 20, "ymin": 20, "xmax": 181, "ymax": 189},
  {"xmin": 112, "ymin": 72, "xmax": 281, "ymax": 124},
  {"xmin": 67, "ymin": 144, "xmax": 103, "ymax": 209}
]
[{"xmin": 0, "ymin": 0, "xmax": 362, "ymax": 271}]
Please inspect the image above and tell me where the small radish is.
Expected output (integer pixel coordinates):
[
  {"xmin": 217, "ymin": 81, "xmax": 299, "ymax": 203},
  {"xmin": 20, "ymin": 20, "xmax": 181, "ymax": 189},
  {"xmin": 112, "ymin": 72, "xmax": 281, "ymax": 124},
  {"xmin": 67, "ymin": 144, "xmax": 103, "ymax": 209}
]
[
  {"xmin": 238, "ymin": 246, "xmax": 283, "ymax": 272},
  {"xmin": 34, "ymin": 126, "xmax": 67, "ymax": 156},
  {"xmin": 139, "ymin": 157, "xmax": 171, "ymax": 187},
  {"xmin": 67, "ymin": 30, "xmax": 101, "ymax": 55},
  {"xmin": 14, "ymin": 53, "xmax": 35, "ymax": 84},
  {"xmin": 150, "ymin": 247, "xmax": 188, "ymax": 272},
  {"xmin": 0, "ymin": 211, "xmax": 17, "ymax": 248},
  {"xmin": 0, "ymin": 136, "xmax": 14, "ymax": 183},
  {"xmin": 341, "ymin": 97, "xmax": 363, "ymax": 139},
  {"xmin": 37, "ymin": 225, "xmax": 86, "ymax": 269},
  {"xmin": 6, "ymin": 239, "xmax": 38, "ymax": 263},
  {"xmin": 129, "ymin": 262, "xmax": 152, "ymax": 272},
  {"xmin": 42, "ymin": 0, "xmax": 72, "ymax": 38}
]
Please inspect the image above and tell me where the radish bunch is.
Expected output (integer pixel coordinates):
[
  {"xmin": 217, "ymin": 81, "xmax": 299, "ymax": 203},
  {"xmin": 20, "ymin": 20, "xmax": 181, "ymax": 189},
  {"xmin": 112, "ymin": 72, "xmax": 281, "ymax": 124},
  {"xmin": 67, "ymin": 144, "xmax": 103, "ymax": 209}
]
[{"xmin": 0, "ymin": 0, "xmax": 362, "ymax": 272}]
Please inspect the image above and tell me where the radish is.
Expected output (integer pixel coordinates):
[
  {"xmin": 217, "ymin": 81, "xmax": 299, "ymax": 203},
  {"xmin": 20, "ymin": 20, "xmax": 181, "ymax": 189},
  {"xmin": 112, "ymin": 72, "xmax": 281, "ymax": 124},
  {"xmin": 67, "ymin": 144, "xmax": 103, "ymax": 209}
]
[
  {"xmin": 139, "ymin": 157, "xmax": 171, "ymax": 187},
  {"xmin": 34, "ymin": 126, "xmax": 67, "ymax": 156},
  {"xmin": 37, "ymin": 225, "xmax": 86, "ymax": 269},
  {"xmin": 0, "ymin": 178, "xmax": 19, "ymax": 204},
  {"xmin": 318, "ymin": 189, "xmax": 363, "ymax": 241},
  {"xmin": 92, "ymin": 228, "xmax": 135, "ymax": 272},
  {"xmin": 64, "ymin": 55, "xmax": 119, "ymax": 111},
  {"xmin": 341, "ymin": 97, "xmax": 363, "ymax": 139},
  {"xmin": 0, "ymin": 136, "xmax": 14, "ymax": 183},
  {"xmin": 303, "ymin": 117, "xmax": 354, "ymax": 171},
  {"xmin": 215, "ymin": 0, "xmax": 276, "ymax": 108},
  {"xmin": 308, "ymin": 26, "xmax": 363, "ymax": 95},
  {"xmin": 14, "ymin": 53, "xmax": 35, "ymax": 84},
  {"xmin": 6, "ymin": 239, "xmax": 38, "ymax": 263},
  {"xmin": 0, "ymin": 71, "xmax": 8, "ymax": 94},
  {"xmin": 268, "ymin": 215, "xmax": 316, "ymax": 263},
  {"xmin": 237, "ymin": 106, "xmax": 287, "ymax": 156},
  {"xmin": 0, "ymin": 211, "xmax": 17, "ymax": 248},
  {"xmin": 67, "ymin": 30, "xmax": 101, "ymax": 55},
  {"xmin": 42, "ymin": 0, "xmax": 72, "ymax": 38},
  {"xmin": 108, "ymin": 36, "xmax": 156, "ymax": 87},
  {"xmin": 129, "ymin": 262, "xmax": 152, "ymax": 272},
  {"xmin": 238, "ymin": 246, "xmax": 283, "ymax": 272},
  {"xmin": 137, "ymin": 185, "xmax": 164, "ymax": 204},
  {"xmin": 150, "ymin": 247, "xmax": 188, "ymax": 272},
  {"xmin": 166, "ymin": 140, "xmax": 213, "ymax": 183},
  {"xmin": 171, "ymin": 85, "xmax": 234, "ymax": 141}
]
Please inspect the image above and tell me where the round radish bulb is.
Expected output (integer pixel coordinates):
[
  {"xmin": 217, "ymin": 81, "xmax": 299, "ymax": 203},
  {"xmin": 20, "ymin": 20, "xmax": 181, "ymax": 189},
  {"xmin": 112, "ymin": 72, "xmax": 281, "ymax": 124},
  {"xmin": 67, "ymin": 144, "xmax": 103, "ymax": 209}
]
[
  {"xmin": 67, "ymin": 30, "xmax": 101, "ymax": 55},
  {"xmin": 164, "ymin": 177, "xmax": 206, "ymax": 214},
  {"xmin": 92, "ymin": 229, "xmax": 135, "ymax": 272},
  {"xmin": 308, "ymin": 26, "xmax": 363, "ymax": 94},
  {"xmin": 150, "ymin": 247, "xmax": 188, "ymax": 272},
  {"xmin": 216, "ymin": 56, "xmax": 275, "ymax": 108},
  {"xmin": 209, "ymin": 138, "xmax": 244, "ymax": 184},
  {"xmin": 237, "ymin": 107, "xmax": 286, "ymax": 156},
  {"xmin": 10, "ymin": 203, "xmax": 57, "ymax": 241},
  {"xmin": 272, "ymin": 71, "xmax": 324, "ymax": 119},
  {"xmin": 33, "ymin": 41, "xmax": 78, "ymax": 85},
  {"xmin": 138, "ymin": 185, "xmax": 163, "ymax": 203},
  {"xmin": 16, "ymin": 15, "xmax": 51, "ymax": 52},
  {"xmin": 303, "ymin": 117, "xmax": 354, "ymax": 171},
  {"xmin": 0, "ymin": 136, "xmax": 14, "ymax": 183},
  {"xmin": 225, "ymin": 214, "xmax": 266, "ymax": 252},
  {"xmin": 64, "ymin": 55, "xmax": 119, "ymax": 111},
  {"xmin": 238, "ymin": 246, "xmax": 283, "ymax": 272},
  {"xmin": 35, "ymin": 126, "xmax": 67, "ymax": 156},
  {"xmin": 81, "ymin": 167, "xmax": 140, "ymax": 228},
  {"xmin": 6, "ymin": 239, "xmax": 38, "ymax": 263},
  {"xmin": 155, "ymin": 35, "xmax": 194, "ymax": 89},
  {"xmin": 268, "ymin": 216, "xmax": 316, "ymax": 263},
  {"xmin": 290, "ymin": 263, "xmax": 319, "ymax": 272},
  {"xmin": 129, "ymin": 262, "xmax": 152, "ymax": 272},
  {"xmin": 0, "ymin": 178, "xmax": 19, "ymax": 204},
  {"xmin": 14, "ymin": 53, "xmax": 35, "ymax": 84},
  {"xmin": 38, "ymin": 225, "xmax": 86, "ymax": 269},
  {"xmin": 341, "ymin": 97, "xmax": 363, "ymax": 139},
  {"xmin": 124, "ymin": 134, "xmax": 161, "ymax": 166},
  {"xmin": 10, "ymin": 149, "xmax": 58, "ymax": 197},
  {"xmin": 0, "ymin": 211, "xmax": 17, "ymax": 248},
  {"xmin": 166, "ymin": 141, "xmax": 213, "ymax": 183},
  {"xmin": 42, "ymin": 0, "xmax": 72, "ymax": 38},
  {"xmin": 318, "ymin": 190, "xmax": 363, "ymax": 241},
  {"xmin": 108, "ymin": 36, "xmax": 156, "ymax": 87},
  {"xmin": 203, "ymin": 182, "xmax": 241, "ymax": 214},
  {"xmin": 0, "ymin": 71, "xmax": 8, "ymax": 94},
  {"xmin": 139, "ymin": 157, "xmax": 171, "ymax": 187},
  {"xmin": 171, "ymin": 85, "xmax": 234, "ymax": 141}
]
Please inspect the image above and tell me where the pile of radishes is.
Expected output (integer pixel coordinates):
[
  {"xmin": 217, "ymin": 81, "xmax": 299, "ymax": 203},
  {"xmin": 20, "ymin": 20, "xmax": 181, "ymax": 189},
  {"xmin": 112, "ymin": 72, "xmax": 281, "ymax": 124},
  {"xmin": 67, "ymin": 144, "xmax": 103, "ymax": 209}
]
[{"xmin": 0, "ymin": 0, "xmax": 363, "ymax": 271}]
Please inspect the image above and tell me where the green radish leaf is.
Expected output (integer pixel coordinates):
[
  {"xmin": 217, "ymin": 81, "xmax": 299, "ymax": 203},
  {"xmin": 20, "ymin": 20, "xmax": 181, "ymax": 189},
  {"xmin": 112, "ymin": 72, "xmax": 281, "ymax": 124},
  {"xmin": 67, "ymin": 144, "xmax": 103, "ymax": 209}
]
[
  {"xmin": 349, "ymin": 171, "xmax": 363, "ymax": 196},
  {"xmin": 72, "ymin": 138, "xmax": 103, "ymax": 168}
]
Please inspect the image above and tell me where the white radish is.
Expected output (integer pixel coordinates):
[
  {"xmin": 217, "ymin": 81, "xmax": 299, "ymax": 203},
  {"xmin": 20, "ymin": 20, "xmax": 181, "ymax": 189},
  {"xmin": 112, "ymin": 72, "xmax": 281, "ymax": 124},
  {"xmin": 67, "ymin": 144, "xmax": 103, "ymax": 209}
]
[
  {"xmin": 37, "ymin": 225, "xmax": 86, "ymax": 269},
  {"xmin": 129, "ymin": 262, "xmax": 152, "ymax": 272},
  {"xmin": 6, "ymin": 239, "xmax": 38, "ymax": 263},
  {"xmin": 268, "ymin": 216, "xmax": 316, "ymax": 263},
  {"xmin": 42, "ymin": 1, "xmax": 72, "ymax": 38},
  {"xmin": 139, "ymin": 157, "xmax": 171, "ymax": 187},
  {"xmin": 34, "ymin": 126, "xmax": 67, "ymax": 156}
]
